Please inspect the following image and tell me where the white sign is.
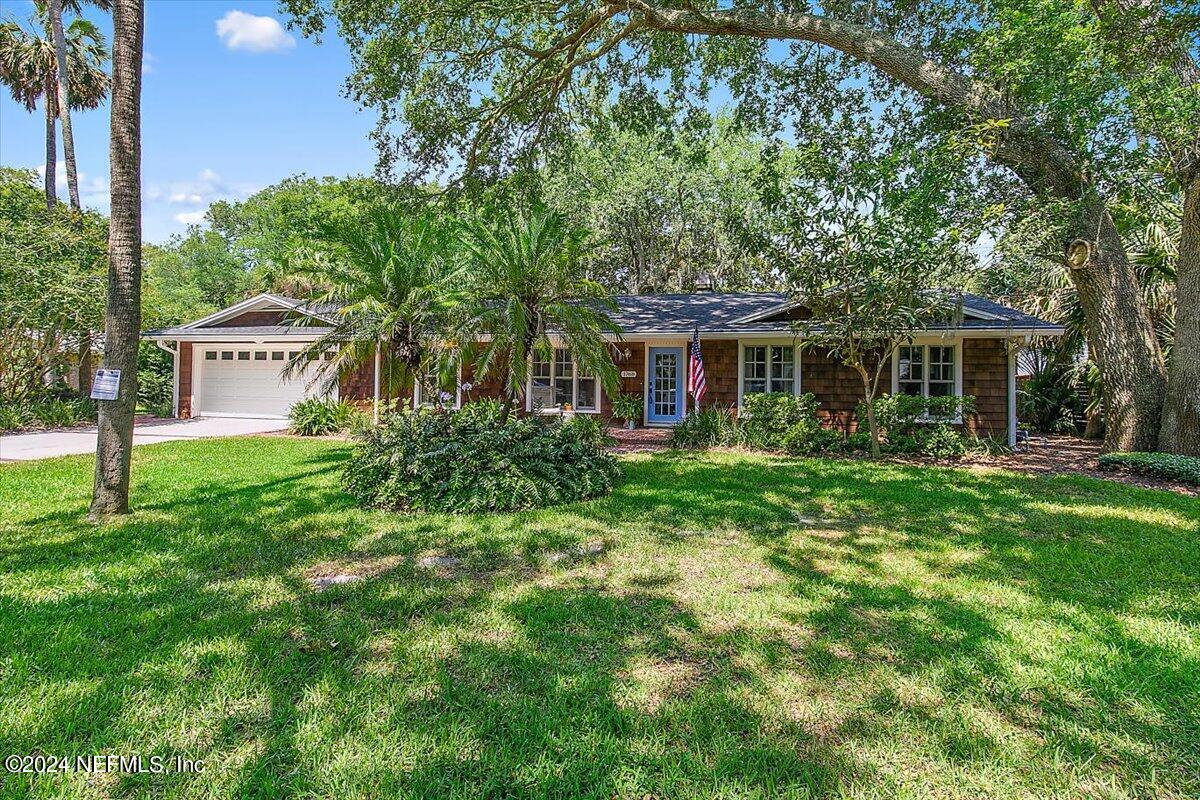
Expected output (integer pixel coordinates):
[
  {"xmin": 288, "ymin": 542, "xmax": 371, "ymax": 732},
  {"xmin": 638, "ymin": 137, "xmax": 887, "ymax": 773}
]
[
  {"xmin": 619, "ymin": 370, "xmax": 637, "ymax": 378},
  {"xmin": 90, "ymin": 369, "xmax": 121, "ymax": 401}
]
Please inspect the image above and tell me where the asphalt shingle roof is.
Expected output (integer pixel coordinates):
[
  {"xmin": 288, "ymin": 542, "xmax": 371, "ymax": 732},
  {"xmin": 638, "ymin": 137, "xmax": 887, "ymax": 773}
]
[{"xmin": 145, "ymin": 292, "xmax": 1060, "ymax": 338}]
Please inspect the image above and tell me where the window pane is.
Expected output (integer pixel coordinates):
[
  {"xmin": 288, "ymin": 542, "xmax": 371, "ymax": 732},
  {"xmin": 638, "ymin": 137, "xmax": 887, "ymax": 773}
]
[
  {"xmin": 205, "ymin": 351, "xmax": 217, "ymax": 360},
  {"xmin": 743, "ymin": 346, "xmax": 766, "ymax": 393},
  {"xmin": 288, "ymin": 351, "xmax": 300, "ymax": 361},
  {"xmin": 254, "ymin": 351, "xmax": 267, "ymax": 361},
  {"xmin": 221, "ymin": 351, "xmax": 234, "ymax": 360},
  {"xmin": 898, "ymin": 346, "xmax": 923, "ymax": 382},
  {"xmin": 576, "ymin": 377, "xmax": 597, "ymax": 411},
  {"xmin": 530, "ymin": 353, "xmax": 553, "ymax": 408},
  {"xmin": 928, "ymin": 346, "xmax": 955, "ymax": 396},
  {"xmin": 769, "ymin": 346, "xmax": 794, "ymax": 394},
  {"xmin": 552, "ymin": 349, "xmax": 574, "ymax": 406},
  {"xmin": 237, "ymin": 351, "xmax": 250, "ymax": 361},
  {"xmin": 271, "ymin": 351, "xmax": 284, "ymax": 361}
]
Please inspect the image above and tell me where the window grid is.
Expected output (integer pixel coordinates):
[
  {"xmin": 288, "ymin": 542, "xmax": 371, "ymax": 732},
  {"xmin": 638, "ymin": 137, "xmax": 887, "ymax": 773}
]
[
  {"xmin": 896, "ymin": 344, "xmax": 956, "ymax": 398},
  {"xmin": 742, "ymin": 345, "xmax": 795, "ymax": 399},
  {"xmin": 529, "ymin": 349, "xmax": 600, "ymax": 412}
]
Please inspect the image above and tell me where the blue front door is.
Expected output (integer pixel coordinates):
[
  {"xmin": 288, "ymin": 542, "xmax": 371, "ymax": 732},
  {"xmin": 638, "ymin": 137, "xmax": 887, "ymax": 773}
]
[{"xmin": 647, "ymin": 347, "xmax": 684, "ymax": 424}]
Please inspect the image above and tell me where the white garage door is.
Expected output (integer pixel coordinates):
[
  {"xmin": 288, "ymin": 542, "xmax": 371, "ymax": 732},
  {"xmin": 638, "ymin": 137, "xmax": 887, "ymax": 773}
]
[{"xmin": 197, "ymin": 346, "xmax": 336, "ymax": 418}]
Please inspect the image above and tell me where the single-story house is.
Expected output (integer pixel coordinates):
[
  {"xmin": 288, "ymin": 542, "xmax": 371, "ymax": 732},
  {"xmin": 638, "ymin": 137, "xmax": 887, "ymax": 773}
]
[{"xmin": 144, "ymin": 291, "xmax": 1063, "ymax": 445}]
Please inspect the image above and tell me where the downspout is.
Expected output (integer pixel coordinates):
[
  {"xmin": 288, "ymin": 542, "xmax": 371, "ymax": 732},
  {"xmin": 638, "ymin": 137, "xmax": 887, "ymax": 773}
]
[
  {"xmin": 155, "ymin": 339, "xmax": 179, "ymax": 418},
  {"xmin": 1007, "ymin": 339, "xmax": 1018, "ymax": 448}
]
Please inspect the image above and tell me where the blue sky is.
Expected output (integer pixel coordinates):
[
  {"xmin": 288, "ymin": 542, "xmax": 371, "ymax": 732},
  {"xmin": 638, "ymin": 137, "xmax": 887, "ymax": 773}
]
[{"xmin": 0, "ymin": 0, "xmax": 377, "ymax": 242}]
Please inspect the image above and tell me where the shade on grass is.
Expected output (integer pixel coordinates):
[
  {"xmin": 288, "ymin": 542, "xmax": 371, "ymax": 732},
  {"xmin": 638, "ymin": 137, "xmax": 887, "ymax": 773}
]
[{"xmin": 1, "ymin": 438, "xmax": 1197, "ymax": 799}]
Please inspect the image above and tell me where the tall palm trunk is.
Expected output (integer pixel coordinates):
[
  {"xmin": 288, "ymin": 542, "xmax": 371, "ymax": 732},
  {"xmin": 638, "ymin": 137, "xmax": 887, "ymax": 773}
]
[
  {"xmin": 90, "ymin": 0, "xmax": 142, "ymax": 520},
  {"xmin": 43, "ymin": 76, "xmax": 57, "ymax": 209},
  {"xmin": 48, "ymin": 0, "xmax": 80, "ymax": 211}
]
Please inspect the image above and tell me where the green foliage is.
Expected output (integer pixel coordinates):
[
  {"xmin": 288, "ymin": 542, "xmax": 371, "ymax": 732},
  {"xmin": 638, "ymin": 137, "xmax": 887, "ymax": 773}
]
[
  {"xmin": 288, "ymin": 398, "xmax": 361, "ymax": 436},
  {"xmin": 342, "ymin": 401, "xmax": 621, "ymax": 513},
  {"xmin": 1018, "ymin": 355, "xmax": 1082, "ymax": 434},
  {"xmin": 783, "ymin": 424, "xmax": 845, "ymax": 456},
  {"xmin": 0, "ymin": 395, "xmax": 96, "ymax": 432},
  {"xmin": 740, "ymin": 393, "xmax": 821, "ymax": 451},
  {"xmin": 542, "ymin": 115, "xmax": 793, "ymax": 292},
  {"xmin": 666, "ymin": 407, "xmax": 740, "ymax": 450},
  {"xmin": 1098, "ymin": 452, "xmax": 1200, "ymax": 486},
  {"xmin": 859, "ymin": 394, "xmax": 977, "ymax": 458},
  {"xmin": 609, "ymin": 392, "xmax": 642, "ymax": 423},
  {"xmin": 669, "ymin": 395, "xmax": 845, "ymax": 456},
  {"xmin": 460, "ymin": 204, "xmax": 621, "ymax": 406},
  {"xmin": 137, "ymin": 342, "xmax": 173, "ymax": 414},
  {"xmin": 282, "ymin": 204, "xmax": 465, "ymax": 400},
  {"xmin": 0, "ymin": 170, "xmax": 106, "ymax": 403}
]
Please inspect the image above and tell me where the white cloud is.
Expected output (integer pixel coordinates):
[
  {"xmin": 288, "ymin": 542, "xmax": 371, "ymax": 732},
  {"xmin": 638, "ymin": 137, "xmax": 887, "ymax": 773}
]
[
  {"xmin": 168, "ymin": 192, "xmax": 204, "ymax": 204},
  {"xmin": 142, "ymin": 51, "xmax": 158, "ymax": 74},
  {"xmin": 36, "ymin": 163, "xmax": 110, "ymax": 210},
  {"xmin": 173, "ymin": 210, "xmax": 207, "ymax": 226},
  {"xmin": 215, "ymin": 10, "xmax": 295, "ymax": 53}
]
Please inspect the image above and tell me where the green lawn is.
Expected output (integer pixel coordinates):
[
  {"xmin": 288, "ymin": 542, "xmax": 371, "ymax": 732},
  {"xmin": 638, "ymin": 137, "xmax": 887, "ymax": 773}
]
[{"xmin": 1, "ymin": 438, "xmax": 1197, "ymax": 799}]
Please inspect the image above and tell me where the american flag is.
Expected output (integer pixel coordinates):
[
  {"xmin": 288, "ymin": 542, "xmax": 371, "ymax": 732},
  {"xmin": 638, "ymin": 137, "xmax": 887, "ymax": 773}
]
[{"xmin": 687, "ymin": 327, "xmax": 707, "ymax": 406}]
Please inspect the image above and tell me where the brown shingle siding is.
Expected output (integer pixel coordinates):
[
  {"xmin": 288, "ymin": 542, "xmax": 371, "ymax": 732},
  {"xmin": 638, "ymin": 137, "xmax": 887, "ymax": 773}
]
[{"xmin": 963, "ymin": 338, "xmax": 1009, "ymax": 440}]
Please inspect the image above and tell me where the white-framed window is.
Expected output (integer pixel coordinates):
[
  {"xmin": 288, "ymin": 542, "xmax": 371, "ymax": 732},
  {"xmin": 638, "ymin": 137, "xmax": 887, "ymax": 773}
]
[
  {"xmin": 892, "ymin": 342, "xmax": 962, "ymax": 398},
  {"xmin": 205, "ymin": 351, "xmax": 217, "ymax": 361},
  {"xmin": 528, "ymin": 348, "xmax": 600, "ymax": 413},
  {"xmin": 739, "ymin": 342, "xmax": 800, "ymax": 405},
  {"xmin": 414, "ymin": 363, "xmax": 462, "ymax": 409}
]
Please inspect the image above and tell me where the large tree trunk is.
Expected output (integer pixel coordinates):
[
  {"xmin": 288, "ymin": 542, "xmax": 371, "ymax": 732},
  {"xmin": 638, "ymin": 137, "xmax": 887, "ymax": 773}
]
[
  {"xmin": 622, "ymin": 1, "xmax": 1167, "ymax": 450},
  {"xmin": 1160, "ymin": 176, "xmax": 1200, "ymax": 453},
  {"xmin": 90, "ymin": 0, "xmax": 143, "ymax": 520},
  {"xmin": 1088, "ymin": 0, "xmax": 1199, "ymax": 454},
  {"xmin": 43, "ymin": 77, "xmax": 57, "ymax": 210},
  {"xmin": 48, "ymin": 0, "xmax": 80, "ymax": 211},
  {"xmin": 1061, "ymin": 202, "xmax": 1166, "ymax": 450}
]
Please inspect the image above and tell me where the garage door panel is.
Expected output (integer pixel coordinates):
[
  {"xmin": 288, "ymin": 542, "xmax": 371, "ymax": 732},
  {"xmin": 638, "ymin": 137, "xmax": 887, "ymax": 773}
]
[{"xmin": 197, "ymin": 348, "xmax": 335, "ymax": 418}]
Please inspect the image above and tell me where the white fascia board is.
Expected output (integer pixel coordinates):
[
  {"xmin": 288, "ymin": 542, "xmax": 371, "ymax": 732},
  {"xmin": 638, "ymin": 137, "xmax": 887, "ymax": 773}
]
[
  {"xmin": 142, "ymin": 332, "xmax": 327, "ymax": 342},
  {"xmin": 179, "ymin": 293, "xmax": 336, "ymax": 330}
]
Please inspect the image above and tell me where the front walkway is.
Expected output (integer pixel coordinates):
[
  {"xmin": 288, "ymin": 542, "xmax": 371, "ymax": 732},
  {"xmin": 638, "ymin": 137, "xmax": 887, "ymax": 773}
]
[
  {"xmin": 608, "ymin": 426, "xmax": 670, "ymax": 454},
  {"xmin": 0, "ymin": 416, "xmax": 289, "ymax": 462}
]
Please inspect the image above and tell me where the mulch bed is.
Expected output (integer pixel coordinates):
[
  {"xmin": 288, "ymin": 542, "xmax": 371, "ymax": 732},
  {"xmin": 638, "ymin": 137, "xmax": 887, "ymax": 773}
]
[{"xmin": 977, "ymin": 435, "xmax": 1198, "ymax": 497}]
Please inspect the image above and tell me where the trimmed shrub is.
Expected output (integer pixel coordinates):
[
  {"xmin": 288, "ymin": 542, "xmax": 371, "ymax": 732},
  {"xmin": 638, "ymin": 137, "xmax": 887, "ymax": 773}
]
[
  {"xmin": 859, "ymin": 394, "xmax": 976, "ymax": 456},
  {"xmin": 1098, "ymin": 452, "xmax": 1200, "ymax": 486},
  {"xmin": 288, "ymin": 398, "xmax": 361, "ymax": 436},
  {"xmin": 342, "ymin": 401, "xmax": 622, "ymax": 513},
  {"xmin": 667, "ymin": 407, "xmax": 739, "ymax": 449},
  {"xmin": 740, "ymin": 393, "xmax": 821, "ymax": 450},
  {"xmin": 783, "ymin": 424, "xmax": 843, "ymax": 455}
]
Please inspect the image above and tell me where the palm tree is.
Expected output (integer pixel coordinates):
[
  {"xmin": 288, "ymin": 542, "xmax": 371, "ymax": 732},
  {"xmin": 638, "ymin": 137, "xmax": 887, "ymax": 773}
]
[
  {"xmin": 47, "ymin": 0, "xmax": 112, "ymax": 210},
  {"xmin": 459, "ymin": 205, "xmax": 622, "ymax": 421},
  {"xmin": 90, "ymin": 0, "xmax": 140, "ymax": 520},
  {"xmin": 0, "ymin": 11, "xmax": 108, "ymax": 210},
  {"xmin": 283, "ymin": 205, "xmax": 465, "ymax": 411}
]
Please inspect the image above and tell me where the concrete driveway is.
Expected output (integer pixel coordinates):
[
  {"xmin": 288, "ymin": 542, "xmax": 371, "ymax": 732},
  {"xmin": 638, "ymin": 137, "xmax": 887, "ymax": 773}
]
[{"xmin": 0, "ymin": 417, "xmax": 290, "ymax": 462}]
